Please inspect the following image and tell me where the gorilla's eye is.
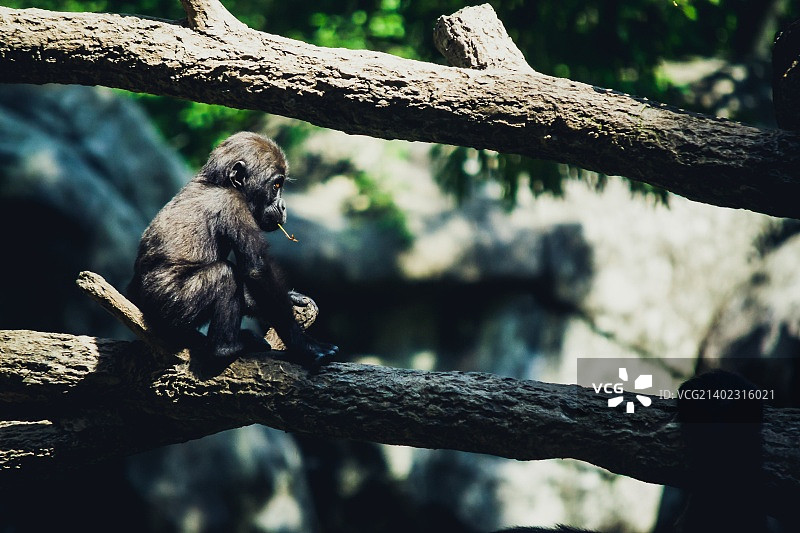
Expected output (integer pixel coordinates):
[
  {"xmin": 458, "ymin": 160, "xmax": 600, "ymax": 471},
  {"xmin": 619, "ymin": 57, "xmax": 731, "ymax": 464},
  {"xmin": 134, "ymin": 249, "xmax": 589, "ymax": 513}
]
[{"xmin": 273, "ymin": 182, "xmax": 281, "ymax": 191}]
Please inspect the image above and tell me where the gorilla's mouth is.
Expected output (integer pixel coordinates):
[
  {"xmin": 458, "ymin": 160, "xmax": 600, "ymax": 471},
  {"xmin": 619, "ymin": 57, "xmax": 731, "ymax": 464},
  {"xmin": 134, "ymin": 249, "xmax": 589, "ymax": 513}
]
[{"xmin": 259, "ymin": 203, "xmax": 286, "ymax": 232}]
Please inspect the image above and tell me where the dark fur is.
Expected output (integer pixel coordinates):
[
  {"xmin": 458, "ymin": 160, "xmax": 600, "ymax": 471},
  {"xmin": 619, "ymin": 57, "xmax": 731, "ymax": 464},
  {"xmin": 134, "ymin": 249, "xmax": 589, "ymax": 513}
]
[
  {"xmin": 128, "ymin": 131, "xmax": 338, "ymax": 365},
  {"xmin": 673, "ymin": 370, "xmax": 766, "ymax": 533}
]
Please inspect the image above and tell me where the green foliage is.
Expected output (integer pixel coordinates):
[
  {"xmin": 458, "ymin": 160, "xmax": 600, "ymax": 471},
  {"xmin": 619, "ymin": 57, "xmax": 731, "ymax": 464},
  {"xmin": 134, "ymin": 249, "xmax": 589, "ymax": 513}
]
[
  {"xmin": 431, "ymin": 147, "xmax": 668, "ymax": 208},
  {"xmin": 306, "ymin": 0, "xmax": 413, "ymax": 57},
  {"xmin": 344, "ymin": 171, "xmax": 413, "ymax": 247},
  {"xmin": 131, "ymin": 94, "xmax": 260, "ymax": 168},
  {"xmin": 431, "ymin": 147, "xmax": 561, "ymax": 209}
]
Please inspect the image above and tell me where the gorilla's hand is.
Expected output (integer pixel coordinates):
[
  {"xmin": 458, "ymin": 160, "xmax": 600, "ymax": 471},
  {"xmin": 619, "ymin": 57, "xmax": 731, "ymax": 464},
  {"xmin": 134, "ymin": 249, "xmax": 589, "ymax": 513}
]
[{"xmin": 288, "ymin": 290, "xmax": 312, "ymax": 307}]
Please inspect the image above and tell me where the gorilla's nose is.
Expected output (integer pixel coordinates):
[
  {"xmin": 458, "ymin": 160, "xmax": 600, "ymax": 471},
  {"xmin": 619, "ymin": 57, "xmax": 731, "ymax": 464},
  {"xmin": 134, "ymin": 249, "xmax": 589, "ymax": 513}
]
[{"xmin": 277, "ymin": 197, "xmax": 287, "ymax": 221}]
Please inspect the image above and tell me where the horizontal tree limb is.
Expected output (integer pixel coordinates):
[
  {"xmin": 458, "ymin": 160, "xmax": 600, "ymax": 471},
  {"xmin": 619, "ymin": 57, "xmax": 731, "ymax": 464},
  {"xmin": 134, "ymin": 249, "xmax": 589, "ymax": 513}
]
[
  {"xmin": 1, "ymin": 4, "xmax": 800, "ymax": 217},
  {"xmin": 0, "ymin": 329, "xmax": 799, "ymax": 520}
]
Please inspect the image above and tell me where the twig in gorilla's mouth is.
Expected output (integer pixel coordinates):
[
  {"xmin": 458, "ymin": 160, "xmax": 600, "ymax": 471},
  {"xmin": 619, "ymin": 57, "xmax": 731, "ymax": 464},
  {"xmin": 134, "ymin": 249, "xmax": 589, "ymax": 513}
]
[{"xmin": 278, "ymin": 224, "xmax": 299, "ymax": 242}]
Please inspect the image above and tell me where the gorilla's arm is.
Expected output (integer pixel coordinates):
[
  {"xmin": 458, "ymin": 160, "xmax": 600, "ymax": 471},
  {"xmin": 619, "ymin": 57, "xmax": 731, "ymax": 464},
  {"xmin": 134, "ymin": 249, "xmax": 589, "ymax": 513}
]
[{"xmin": 226, "ymin": 209, "xmax": 338, "ymax": 366}]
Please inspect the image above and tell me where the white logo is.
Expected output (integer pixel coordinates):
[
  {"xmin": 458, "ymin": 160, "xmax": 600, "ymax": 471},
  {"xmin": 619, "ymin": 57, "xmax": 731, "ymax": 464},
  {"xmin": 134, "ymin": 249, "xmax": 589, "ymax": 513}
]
[{"xmin": 593, "ymin": 368, "xmax": 653, "ymax": 413}]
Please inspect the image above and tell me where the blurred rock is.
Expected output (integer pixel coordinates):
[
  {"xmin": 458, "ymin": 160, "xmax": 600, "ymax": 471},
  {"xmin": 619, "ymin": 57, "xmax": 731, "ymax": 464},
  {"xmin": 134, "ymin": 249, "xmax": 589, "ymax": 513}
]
[
  {"xmin": 272, "ymin": 127, "xmax": 777, "ymax": 531},
  {"xmin": 658, "ymin": 58, "xmax": 774, "ymax": 126},
  {"xmin": 0, "ymin": 83, "xmax": 187, "ymax": 337},
  {"xmin": 127, "ymin": 425, "xmax": 315, "ymax": 533},
  {"xmin": 699, "ymin": 231, "xmax": 800, "ymax": 406}
]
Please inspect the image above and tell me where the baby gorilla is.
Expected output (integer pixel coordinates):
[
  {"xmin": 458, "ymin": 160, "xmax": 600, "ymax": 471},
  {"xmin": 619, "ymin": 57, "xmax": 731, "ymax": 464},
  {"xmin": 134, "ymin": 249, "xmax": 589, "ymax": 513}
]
[{"xmin": 128, "ymin": 131, "xmax": 338, "ymax": 367}]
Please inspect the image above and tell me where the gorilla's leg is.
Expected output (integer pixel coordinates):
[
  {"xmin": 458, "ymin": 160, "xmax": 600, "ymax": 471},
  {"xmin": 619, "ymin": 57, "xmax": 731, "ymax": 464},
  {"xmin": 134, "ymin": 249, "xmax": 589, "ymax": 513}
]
[
  {"xmin": 192, "ymin": 262, "xmax": 268, "ymax": 358},
  {"xmin": 243, "ymin": 284, "xmax": 259, "ymax": 316},
  {"xmin": 242, "ymin": 283, "xmax": 335, "ymax": 367},
  {"xmin": 204, "ymin": 261, "xmax": 247, "ymax": 358}
]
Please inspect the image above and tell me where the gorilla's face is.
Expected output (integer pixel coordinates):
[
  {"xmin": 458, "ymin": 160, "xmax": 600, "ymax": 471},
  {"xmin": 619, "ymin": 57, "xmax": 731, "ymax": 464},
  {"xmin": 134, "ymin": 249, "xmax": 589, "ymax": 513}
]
[
  {"xmin": 250, "ymin": 173, "xmax": 287, "ymax": 232},
  {"xmin": 218, "ymin": 133, "xmax": 290, "ymax": 233}
]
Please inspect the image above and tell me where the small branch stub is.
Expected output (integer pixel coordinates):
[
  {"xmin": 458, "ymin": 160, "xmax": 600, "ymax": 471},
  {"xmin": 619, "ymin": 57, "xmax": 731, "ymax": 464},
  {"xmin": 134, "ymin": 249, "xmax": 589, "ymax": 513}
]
[
  {"xmin": 434, "ymin": 3, "xmax": 535, "ymax": 73},
  {"xmin": 75, "ymin": 271, "xmax": 317, "ymax": 353},
  {"xmin": 75, "ymin": 271, "xmax": 157, "ymax": 348},
  {"xmin": 179, "ymin": 0, "xmax": 248, "ymax": 34}
]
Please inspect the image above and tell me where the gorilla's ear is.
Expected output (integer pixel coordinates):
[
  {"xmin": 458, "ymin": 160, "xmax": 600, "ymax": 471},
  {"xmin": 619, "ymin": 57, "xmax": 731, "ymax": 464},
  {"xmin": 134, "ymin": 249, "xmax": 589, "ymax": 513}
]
[{"xmin": 229, "ymin": 160, "xmax": 246, "ymax": 189}]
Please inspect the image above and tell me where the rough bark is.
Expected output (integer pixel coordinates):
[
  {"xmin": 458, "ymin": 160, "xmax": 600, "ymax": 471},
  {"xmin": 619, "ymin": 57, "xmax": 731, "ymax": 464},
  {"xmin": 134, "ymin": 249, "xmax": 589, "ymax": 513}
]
[
  {"xmin": 433, "ymin": 4, "xmax": 534, "ymax": 73},
  {"xmin": 1, "ymin": 3, "xmax": 800, "ymax": 217},
  {"xmin": 75, "ymin": 271, "xmax": 160, "ymax": 350},
  {"xmin": 0, "ymin": 328, "xmax": 799, "ymax": 520}
]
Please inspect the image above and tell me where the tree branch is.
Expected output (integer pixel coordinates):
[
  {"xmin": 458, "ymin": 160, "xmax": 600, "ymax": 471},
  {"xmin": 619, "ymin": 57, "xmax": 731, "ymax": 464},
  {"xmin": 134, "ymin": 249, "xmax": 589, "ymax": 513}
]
[
  {"xmin": 4, "ymin": 274, "xmax": 800, "ymax": 519},
  {"xmin": 74, "ymin": 271, "xmax": 318, "ymax": 352},
  {"xmin": 75, "ymin": 270, "xmax": 161, "ymax": 351},
  {"xmin": 1, "ymin": 4, "xmax": 800, "ymax": 217},
  {"xmin": 5, "ymin": 272, "xmax": 800, "ymax": 520},
  {"xmin": 0, "ymin": 328, "xmax": 798, "ymax": 520}
]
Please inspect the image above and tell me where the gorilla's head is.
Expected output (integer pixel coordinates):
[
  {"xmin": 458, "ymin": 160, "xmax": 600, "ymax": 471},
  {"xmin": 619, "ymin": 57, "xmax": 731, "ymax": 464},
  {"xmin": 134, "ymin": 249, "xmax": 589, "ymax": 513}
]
[{"xmin": 202, "ymin": 131, "xmax": 289, "ymax": 232}]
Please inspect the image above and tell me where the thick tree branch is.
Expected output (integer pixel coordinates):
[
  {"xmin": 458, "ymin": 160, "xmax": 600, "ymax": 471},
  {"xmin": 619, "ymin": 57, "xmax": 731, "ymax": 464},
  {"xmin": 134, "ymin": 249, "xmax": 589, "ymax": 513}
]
[
  {"xmin": 1, "ymin": 5, "xmax": 800, "ymax": 217},
  {"xmin": 0, "ymin": 329, "xmax": 799, "ymax": 520},
  {"xmin": 4, "ymin": 274, "xmax": 800, "ymax": 519}
]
